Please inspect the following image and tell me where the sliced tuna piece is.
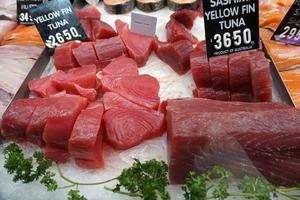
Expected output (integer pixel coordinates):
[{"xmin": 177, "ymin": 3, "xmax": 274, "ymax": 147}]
[
  {"xmin": 29, "ymin": 74, "xmax": 60, "ymax": 97},
  {"xmin": 170, "ymin": 9, "xmax": 197, "ymax": 29},
  {"xmin": 52, "ymin": 81, "xmax": 97, "ymax": 101},
  {"xmin": 166, "ymin": 19, "xmax": 198, "ymax": 44},
  {"xmin": 91, "ymin": 20, "xmax": 117, "ymax": 39},
  {"xmin": 117, "ymin": 20, "xmax": 154, "ymax": 67},
  {"xmin": 54, "ymin": 65, "xmax": 97, "ymax": 89},
  {"xmin": 250, "ymin": 51, "xmax": 272, "ymax": 102},
  {"xmin": 101, "ymin": 75, "xmax": 160, "ymax": 110},
  {"xmin": 80, "ymin": 19, "xmax": 94, "ymax": 41},
  {"xmin": 155, "ymin": 40, "xmax": 194, "ymax": 74},
  {"xmin": 229, "ymin": 51, "xmax": 252, "ymax": 101},
  {"xmin": 69, "ymin": 101, "xmax": 104, "ymax": 169},
  {"xmin": 94, "ymin": 36, "xmax": 127, "ymax": 68},
  {"xmin": 103, "ymin": 107, "xmax": 165, "ymax": 149},
  {"xmin": 44, "ymin": 144, "xmax": 70, "ymax": 163},
  {"xmin": 103, "ymin": 92, "xmax": 142, "ymax": 111},
  {"xmin": 43, "ymin": 95, "xmax": 88, "ymax": 149},
  {"xmin": 76, "ymin": 7, "xmax": 101, "ymax": 20},
  {"xmin": 72, "ymin": 42, "xmax": 99, "ymax": 67},
  {"xmin": 1, "ymin": 98, "xmax": 41, "ymax": 139},
  {"xmin": 193, "ymin": 88, "xmax": 216, "ymax": 99},
  {"xmin": 102, "ymin": 56, "xmax": 138, "ymax": 76},
  {"xmin": 54, "ymin": 41, "xmax": 81, "ymax": 71},
  {"xmin": 209, "ymin": 55, "xmax": 230, "ymax": 101}
]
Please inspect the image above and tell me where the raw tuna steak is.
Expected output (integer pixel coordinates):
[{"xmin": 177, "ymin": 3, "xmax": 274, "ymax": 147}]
[
  {"xmin": 170, "ymin": 9, "xmax": 197, "ymax": 29},
  {"xmin": 92, "ymin": 20, "xmax": 117, "ymax": 39},
  {"xmin": 117, "ymin": 20, "xmax": 154, "ymax": 67},
  {"xmin": 69, "ymin": 101, "xmax": 104, "ymax": 169},
  {"xmin": 250, "ymin": 51, "xmax": 272, "ymax": 102},
  {"xmin": 94, "ymin": 36, "xmax": 127, "ymax": 67},
  {"xmin": 155, "ymin": 39, "xmax": 194, "ymax": 75},
  {"xmin": 80, "ymin": 19, "xmax": 94, "ymax": 41},
  {"xmin": 167, "ymin": 98, "xmax": 300, "ymax": 186},
  {"xmin": 209, "ymin": 55, "xmax": 230, "ymax": 101},
  {"xmin": 103, "ymin": 92, "xmax": 142, "ymax": 111},
  {"xmin": 101, "ymin": 75, "xmax": 160, "ymax": 110},
  {"xmin": 229, "ymin": 51, "xmax": 252, "ymax": 101},
  {"xmin": 43, "ymin": 95, "xmax": 88, "ymax": 149},
  {"xmin": 54, "ymin": 41, "xmax": 81, "ymax": 71},
  {"xmin": 76, "ymin": 7, "xmax": 101, "ymax": 20},
  {"xmin": 102, "ymin": 56, "xmax": 138, "ymax": 76},
  {"xmin": 29, "ymin": 74, "xmax": 61, "ymax": 97},
  {"xmin": 103, "ymin": 107, "xmax": 165, "ymax": 149},
  {"xmin": 166, "ymin": 19, "xmax": 198, "ymax": 44},
  {"xmin": 72, "ymin": 42, "xmax": 99, "ymax": 67},
  {"xmin": 45, "ymin": 144, "xmax": 70, "ymax": 163}
]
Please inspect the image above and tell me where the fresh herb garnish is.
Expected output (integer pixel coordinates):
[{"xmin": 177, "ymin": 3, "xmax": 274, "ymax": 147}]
[
  {"xmin": 105, "ymin": 159, "xmax": 170, "ymax": 200},
  {"xmin": 67, "ymin": 189, "xmax": 88, "ymax": 200},
  {"xmin": 3, "ymin": 143, "xmax": 57, "ymax": 191}
]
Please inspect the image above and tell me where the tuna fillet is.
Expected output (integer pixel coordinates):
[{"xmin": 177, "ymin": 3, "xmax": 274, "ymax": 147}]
[
  {"xmin": 103, "ymin": 92, "xmax": 142, "ymax": 111},
  {"xmin": 102, "ymin": 56, "xmax": 138, "ymax": 76},
  {"xmin": 166, "ymin": 19, "xmax": 198, "ymax": 44},
  {"xmin": 45, "ymin": 144, "xmax": 70, "ymax": 163},
  {"xmin": 103, "ymin": 107, "xmax": 165, "ymax": 150},
  {"xmin": 170, "ymin": 9, "xmax": 197, "ymax": 30},
  {"xmin": 155, "ymin": 39, "xmax": 194, "ymax": 75},
  {"xmin": 94, "ymin": 36, "xmax": 127, "ymax": 68},
  {"xmin": 69, "ymin": 101, "xmax": 104, "ymax": 169},
  {"xmin": 92, "ymin": 20, "xmax": 117, "ymax": 39},
  {"xmin": 54, "ymin": 41, "xmax": 81, "ymax": 71},
  {"xmin": 72, "ymin": 42, "xmax": 99, "ymax": 67},
  {"xmin": 101, "ymin": 75, "xmax": 160, "ymax": 110},
  {"xmin": 167, "ymin": 98, "xmax": 300, "ymax": 186},
  {"xmin": 29, "ymin": 74, "xmax": 61, "ymax": 97}
]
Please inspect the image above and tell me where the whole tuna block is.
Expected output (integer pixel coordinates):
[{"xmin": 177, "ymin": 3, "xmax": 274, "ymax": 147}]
[
  {"xmin": 167, "ymin": 98, "xmax": 300, "ymax": 187},
  {"xmin": 69, "ymin": 101, "xmax": 104, "ymax": 169}
]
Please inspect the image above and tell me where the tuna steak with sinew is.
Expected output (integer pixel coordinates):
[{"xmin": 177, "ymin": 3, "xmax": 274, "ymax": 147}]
[{"xmin": 167, "ymin": 98, "xmax": 300, "ymax": 187}]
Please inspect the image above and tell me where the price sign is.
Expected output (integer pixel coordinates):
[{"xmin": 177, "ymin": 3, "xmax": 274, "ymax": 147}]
[
  {"xmin": 131, "ymin": 13, "xmax": 157, "ymax": 37},
  {"xmin": 202, "ymin": 0, "xmax": 259, "ymax": 58},
  {"xmin": 29, "ymin": 0, "xmax": 86, "ymax": 48},
  {"xmin": 272, "ymin": 0, "xmax": 300, "ymax": 45},
  {"xmin": 17, "ymin": 0, "xmax": 43, "ymax": 25}
]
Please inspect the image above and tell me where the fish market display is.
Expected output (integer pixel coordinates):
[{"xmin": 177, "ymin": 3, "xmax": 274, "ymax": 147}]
[
  {"xmin": 190, "ymin": 41, "xmax": 272, "ymax": 102},
  {"xmin": 167, "ymin": 98, "xmax": 300, "ymax": 186}
]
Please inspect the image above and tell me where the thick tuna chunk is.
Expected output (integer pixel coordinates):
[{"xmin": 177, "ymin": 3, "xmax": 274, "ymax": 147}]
[
  {"xmin": 103, "ymin": 92, "xmax": 142, "ymax": 111},
  {"xmin": 102, "ymin": 56, "xmax": 138, "ymax": 76},
  {"xmin": 170, "ymin": 9, "xmax": 197, "ymax": 30},
  {"xmin": 166, "ymin": 19, "xmax": 198, "ymax": 44},
  {"xmin": 76, "ymin": 7, "xmax": 101, "ymax": 20},
  {"xmin": 72, "ymin": 42, "xmax": 99, "ymax": 67},
  {"xmin": 69, "ymin": 101, "xmax": 104, "ymax": 169},
  {"xmin": 92, "ymin": 20, "xmax": 117, "ymax": 39},
  {"xmin": 54, "ymin": 41, "xmax": 81, "ymax": 71}
]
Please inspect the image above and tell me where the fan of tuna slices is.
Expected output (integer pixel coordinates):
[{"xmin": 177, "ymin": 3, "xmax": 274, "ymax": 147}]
[{"xmin": 115, "ymin": 19, "xmax": 155, "ymax": 67}]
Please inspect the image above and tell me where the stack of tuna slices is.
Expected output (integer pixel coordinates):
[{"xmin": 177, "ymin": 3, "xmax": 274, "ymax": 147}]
[
  {"xmin": 191, "ymin": 41, "xmax": 272, "ymax": 102},
  {"xmin": 1, "ymin": 7, "xmax": 165, "ymax": 169}
]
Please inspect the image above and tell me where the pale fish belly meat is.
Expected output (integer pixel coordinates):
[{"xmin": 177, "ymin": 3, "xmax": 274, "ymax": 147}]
[{"xmin": 167, "ymin": 98, "xmax": 300, "ymax": 186}]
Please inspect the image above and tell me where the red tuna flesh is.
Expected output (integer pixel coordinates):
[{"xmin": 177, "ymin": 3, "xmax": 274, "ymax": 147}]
[
  {"xmin": 209, "ymin": 55, "xmax": 230, "ymax": 101},
  {"xmin": 54, "ymin": 41, "xmax": 81, "ymax": 71},
  {"xmin": 117, "ymin": 20, "xmax": 154, "ymax": 67},
  {"xmin": 76, "ymin": 7, "xmax": 101, "ymax": 20},
  {"xmin": 72, "ymin": 42, "xmax": 99, "ymax": 67},
  {"xmin": 250, "ymin": 51, "xmax": 272, "ymax": 102},
  {"xmin": 44, "ymin": 144, "xmax": 70, "ymax": 163},
  {"xmin": 80, "ymin": 19, "xmax": 94, "ymax": 41},
  {"xmin": 92, "ymin": 20, "xmax": 117, "ymax": 39},
  {"xmin": 1, "ymin": 98, "xmax": 41, "ymax": 139},
  {"xmin": 101, "ymin": 75, "xmax": 160, "ymax": 110},
  {"xmin": 229, "ymin": 51, "xmax": 252, "ymax": 101},
  {"xmin": 103, "ymin": 92, "xmax": 142, "ymax": 111},
  {"xmin": 54, "ymin": 65, "xmax": 97, "ymax": 89},
  {"xmin": 102, "ymin": 56, "xmax": 138, "ymax": 76},
  {"xmin": 94, "ymin": 36, "xmax": 127, "ymax": 67},
  {"xmin": 193, "ymin": 88, "xmax": 216, "ymax": 99},
  {"xmin": 155, "ymin": 40, "xmax": 194, "ymax": 74},
  {"xmin": 167, "ymin": 98, "xmax": 300, "ymax": 186},
  {"xmin": 29, "ymin": 74, "xmax": 61, "ymax": 97},
  {"xmin": 166, "ymin": 19, "xmax": 198, "ymax": 44},
  {"xmin": 103, "ymin": 107, "xmax": 165, "ymax": 149},
  {"xmin": 43, "ymin": 95, "xmax": 88, "ymax": 149},
  {"xmin": 170, "ymin": 9, "xmax": 197, "ymax": 30},
  {"xmin": 69, "ymin": 101, "xmax": 104, "ymax": 169},
  {"xmin": 115, "ymin": 19, "xmax": 129, "ymax": 35},
  {"xmin": 52, "ymin": 81, "xmax": 97, "ymax": 101}
]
